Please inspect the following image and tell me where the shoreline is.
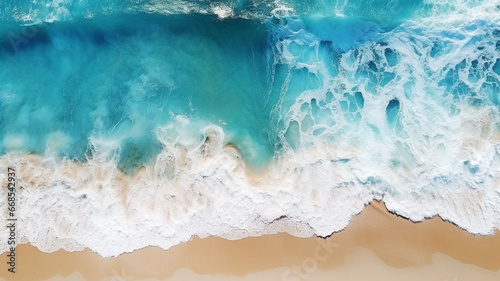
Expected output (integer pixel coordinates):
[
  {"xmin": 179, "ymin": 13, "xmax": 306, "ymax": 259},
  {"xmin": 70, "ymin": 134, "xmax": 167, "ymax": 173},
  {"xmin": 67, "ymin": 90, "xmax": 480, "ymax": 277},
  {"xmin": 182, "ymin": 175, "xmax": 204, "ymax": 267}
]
[{"xmin": 1, "ymin": 200, "xmax": 499, "ymax": 281}]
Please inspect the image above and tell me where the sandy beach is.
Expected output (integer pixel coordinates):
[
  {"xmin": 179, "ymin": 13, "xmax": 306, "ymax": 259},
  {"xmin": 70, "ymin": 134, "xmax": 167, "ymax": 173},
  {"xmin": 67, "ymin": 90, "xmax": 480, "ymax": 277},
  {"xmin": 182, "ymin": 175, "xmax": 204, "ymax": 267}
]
[{"xmin": 1, "ymin": 200, "xmax": 499, "ymax": 281}]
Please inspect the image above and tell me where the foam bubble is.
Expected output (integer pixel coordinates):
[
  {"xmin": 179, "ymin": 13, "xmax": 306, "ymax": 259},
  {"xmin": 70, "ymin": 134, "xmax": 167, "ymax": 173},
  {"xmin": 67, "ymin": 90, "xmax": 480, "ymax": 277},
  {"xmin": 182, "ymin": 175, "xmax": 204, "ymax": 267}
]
[
  {"xmin": 211, "ymin": 3, "xmax": 234, "ymax": 20},
  {"xmin": 1, "ymin": 106, "xmax": 499, "ymax": 258}
]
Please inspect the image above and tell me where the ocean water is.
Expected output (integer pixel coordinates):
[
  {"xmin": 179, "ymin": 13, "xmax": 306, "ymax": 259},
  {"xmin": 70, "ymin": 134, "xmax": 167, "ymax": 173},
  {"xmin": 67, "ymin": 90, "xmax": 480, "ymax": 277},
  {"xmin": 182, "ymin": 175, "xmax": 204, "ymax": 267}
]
[{"xmin": 1, "ymin": 0, "xmax": 500, "ymax": 257}]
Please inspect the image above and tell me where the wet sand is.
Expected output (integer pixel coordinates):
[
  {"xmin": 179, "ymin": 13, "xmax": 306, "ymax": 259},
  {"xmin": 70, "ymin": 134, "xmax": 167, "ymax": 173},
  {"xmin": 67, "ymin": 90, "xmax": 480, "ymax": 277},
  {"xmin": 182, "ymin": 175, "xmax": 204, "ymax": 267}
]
[{"xmin": 1, "ymin": 200, "xmax": 499, "ymax": 281}]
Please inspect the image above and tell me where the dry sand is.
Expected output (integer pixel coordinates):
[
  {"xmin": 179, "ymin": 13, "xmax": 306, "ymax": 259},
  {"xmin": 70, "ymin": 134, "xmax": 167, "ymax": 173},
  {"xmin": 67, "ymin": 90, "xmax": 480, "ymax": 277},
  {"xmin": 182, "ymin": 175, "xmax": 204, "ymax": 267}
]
[{"xmin": 1, "ymin": 200, "xmax": 499, "ymax": 281}]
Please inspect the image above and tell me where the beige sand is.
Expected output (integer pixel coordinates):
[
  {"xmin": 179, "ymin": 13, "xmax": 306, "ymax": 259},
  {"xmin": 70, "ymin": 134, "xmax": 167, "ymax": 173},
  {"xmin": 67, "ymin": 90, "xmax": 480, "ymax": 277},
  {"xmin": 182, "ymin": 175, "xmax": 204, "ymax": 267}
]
[{"xmin": 1, "ymin": 201, "xmax": 499, "ymax": 281}]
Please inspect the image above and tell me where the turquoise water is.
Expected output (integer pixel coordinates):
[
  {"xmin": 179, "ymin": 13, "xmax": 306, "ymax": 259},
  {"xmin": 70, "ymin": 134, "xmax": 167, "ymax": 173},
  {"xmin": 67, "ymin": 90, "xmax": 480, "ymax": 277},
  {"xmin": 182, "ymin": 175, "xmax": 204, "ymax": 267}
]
[
  {"xmin": 1, "ymin": 14, "xmax": 275, "ymax": 172},
  {"xmin": 1, "ymin": 0, "xmax": 500, "ymax": 174}
]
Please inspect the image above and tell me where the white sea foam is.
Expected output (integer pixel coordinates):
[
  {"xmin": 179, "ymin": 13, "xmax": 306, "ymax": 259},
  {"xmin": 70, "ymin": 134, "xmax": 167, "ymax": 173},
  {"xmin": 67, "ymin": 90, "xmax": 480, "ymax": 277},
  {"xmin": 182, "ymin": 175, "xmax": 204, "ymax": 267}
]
[
  {"xmin": 3, "ymin": 0, "xmax": 499, "ymax": 26},
  {"xmin": 415, "ymin": 0, "xmax": 500, "ymax": 26},
  {"xmin": 211, "ymin": 3, "xmax": 234, "ymax": 20},
  {"xmin": 1, "ymin": 103, "xmax": 500, "ymax": 257}
]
